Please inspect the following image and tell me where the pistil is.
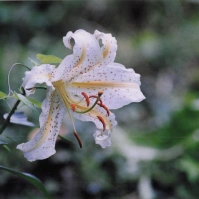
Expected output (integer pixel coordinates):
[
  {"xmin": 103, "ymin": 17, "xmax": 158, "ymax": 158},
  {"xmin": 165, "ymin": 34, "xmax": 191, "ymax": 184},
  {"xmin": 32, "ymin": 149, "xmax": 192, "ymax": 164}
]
[{"xmin": 74, "ymin": 92, "xmax": 103, "ymax": 114}]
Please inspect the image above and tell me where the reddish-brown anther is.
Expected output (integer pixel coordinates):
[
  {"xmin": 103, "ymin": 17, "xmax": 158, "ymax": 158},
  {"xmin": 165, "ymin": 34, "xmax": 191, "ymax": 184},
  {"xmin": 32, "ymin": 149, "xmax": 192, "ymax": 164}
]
[
  {"xmin": 81, "ymin": 92, "xmax": 90, "ymax": 106},
  {"xmin": 97, "ymin": 115, "xmax": 106, "ymax": 131},
  {"xmin": 71, "ymin": 104, "xmax": 76, "ymax": 112},
  {"xmin": 97, "ymin": 102, "xmax": 110, "ymax": 116},
  {"xmin": 73, "ymin": 131, "xmax": 82, "ymax": 148}
]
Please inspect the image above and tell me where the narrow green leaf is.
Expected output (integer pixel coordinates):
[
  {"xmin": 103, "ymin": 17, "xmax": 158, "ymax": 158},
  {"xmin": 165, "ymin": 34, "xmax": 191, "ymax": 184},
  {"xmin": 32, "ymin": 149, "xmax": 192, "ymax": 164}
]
[
  {"xmin": 28, "ymin": 58, "xmax": 39, "ymax": 66},
  {"xmin": 0, "ymin": 91, "xmax": 8, "ymax": 100},
  {"xmin": 58, "ymin": 134, "xmax": 73, "ymax": 143},
  {"xmin": 3, "ymin": 145, "xmax": 11, "ymax": 152},
  {"xmin": 4, "ymin": 135, "xmax": 17, "ymax": 143},
  {"xmin": 0, "ymin": 165, "xmax": 51, "ymax": 199},
  {"xmin": 36, "ymin": 54, "xmax": 62, "ymax": 64},
  {"xmin": 28, "ymin": 98, "xmax": 42, "ymax": 109},
  {"xmin": 13, "ymin": 92, "xmax": 38, "ymax": 114}
]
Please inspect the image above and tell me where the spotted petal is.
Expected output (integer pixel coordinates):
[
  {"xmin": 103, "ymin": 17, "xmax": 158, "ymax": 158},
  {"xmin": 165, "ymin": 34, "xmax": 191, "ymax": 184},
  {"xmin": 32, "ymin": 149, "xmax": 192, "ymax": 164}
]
[
  {"xmin": 16, "ymin": 91, "xmax": 65, "ymax": 161},
  {"xmin": 56, "ymin": 29, "xmax": 103, "ymax": 82},
  {"xmin": 22, "ymin": 64, "xmax": 55, "ymax": 96},
  {"xmin": 68, "ymin": 62, "xmax": 145, "ymax": 109},
  {"xmin": 94, "ymin": 30, "xmax": 117, "ymax": 64}
]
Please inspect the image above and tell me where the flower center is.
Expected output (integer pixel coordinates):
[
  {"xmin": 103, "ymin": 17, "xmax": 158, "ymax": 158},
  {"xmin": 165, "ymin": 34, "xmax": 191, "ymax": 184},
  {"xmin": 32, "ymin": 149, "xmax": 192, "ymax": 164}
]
[{"xmin": 52, "ymin": 80, "xmax": 112, "ymax": 147}]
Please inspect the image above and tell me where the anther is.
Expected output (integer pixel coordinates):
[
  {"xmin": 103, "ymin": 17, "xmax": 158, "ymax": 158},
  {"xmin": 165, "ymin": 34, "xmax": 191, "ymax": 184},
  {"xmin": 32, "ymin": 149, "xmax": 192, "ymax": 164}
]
[
  {"xmin": 97, "ymin": 102, "xmax": 110, "ymax": 116},
  {"xmin": 73, "ymin": 131, "xmax": 82, "ymax": 148},
  {"xmin": 71, "ymin": 104, "xmax": 76, "ymax": 112},
  {"xmin": 97, "ymin": 116, "xmax": 106, "ymax": 131},
  {"xmin": 81, "ymin": 92, "xmax": 90, "ymax": 106}
]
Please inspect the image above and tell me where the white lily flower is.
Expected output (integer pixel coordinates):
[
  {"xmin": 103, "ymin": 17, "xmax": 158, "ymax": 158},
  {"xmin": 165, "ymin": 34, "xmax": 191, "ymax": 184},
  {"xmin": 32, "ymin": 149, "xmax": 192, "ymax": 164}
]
[{"xmin": 17, "ymin": 29, "xmax": 145, "ymax": 161}]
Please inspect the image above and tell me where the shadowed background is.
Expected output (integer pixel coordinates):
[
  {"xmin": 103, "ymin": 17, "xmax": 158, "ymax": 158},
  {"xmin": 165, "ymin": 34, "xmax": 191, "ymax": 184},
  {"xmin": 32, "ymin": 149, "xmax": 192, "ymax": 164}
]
[{"xmin": 1, "ymin": 1, "xmax": 199, "ymax": 199}]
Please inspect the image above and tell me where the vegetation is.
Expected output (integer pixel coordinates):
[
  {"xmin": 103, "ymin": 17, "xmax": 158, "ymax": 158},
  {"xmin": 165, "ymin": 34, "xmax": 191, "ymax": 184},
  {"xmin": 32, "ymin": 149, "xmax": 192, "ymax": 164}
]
[{"xmin": 1, "ymin": 1, "xmax": 199, "ymax": 198}]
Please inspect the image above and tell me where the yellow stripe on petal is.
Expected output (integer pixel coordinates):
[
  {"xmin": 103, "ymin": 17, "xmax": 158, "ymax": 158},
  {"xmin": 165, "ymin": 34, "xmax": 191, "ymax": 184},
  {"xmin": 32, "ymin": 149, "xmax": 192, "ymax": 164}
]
[
  {"xmin": 71, "ymin": 81, "xmax": 139, "ymax": 89},
  {"xmin": 74, "ymin": 44, "xmax": 86, "ymax": 68},
  {"xmin": 103, "ymin": 42, "xmax": 110, "ymax": 59}
]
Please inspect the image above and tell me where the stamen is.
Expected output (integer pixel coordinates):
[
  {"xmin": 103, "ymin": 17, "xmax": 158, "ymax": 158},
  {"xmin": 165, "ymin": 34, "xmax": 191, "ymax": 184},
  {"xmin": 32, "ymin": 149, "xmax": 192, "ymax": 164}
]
[
  {"xmin": 75, "ymin": 92, "xmax": 103, "ymax": 114},
  {"xmin": 71, "ymin": 104, "xmax": 76, "ymax": 112},
  {"xmin": 81, "ymin": 92, "xmax": 90, "ymax": 106},
  {"xmin": 97, "ymin": 115, "xmax": 106, "ymax": 131},
  {"xmin": 73, "ymin": 131, "xmax": 82, "ymax": 148},
  {"xmin": 54, "ymin": 81, "xmax": 80, "ymax": 142},
  {"xmin": 97, "ymin": 102, "xmax": 110, "ymax": 116}
]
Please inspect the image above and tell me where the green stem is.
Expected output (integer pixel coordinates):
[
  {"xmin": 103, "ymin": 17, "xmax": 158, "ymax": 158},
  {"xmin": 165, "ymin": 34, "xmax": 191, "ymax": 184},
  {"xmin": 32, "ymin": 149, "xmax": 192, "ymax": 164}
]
[
  {"xmin": 0, "ymin": 63, "xmax": 30, "ymax": 134},
  {"xmin": 0, "ymin": 89, "xmax": 25, "ymax": 134}
]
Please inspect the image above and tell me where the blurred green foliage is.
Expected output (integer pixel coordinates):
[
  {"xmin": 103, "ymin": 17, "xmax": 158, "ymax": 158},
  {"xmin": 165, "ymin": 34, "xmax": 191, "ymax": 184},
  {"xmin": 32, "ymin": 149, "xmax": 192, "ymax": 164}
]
[{"xmin": 1, "ymin": 1, "xmax": 199, "ymax": 199}]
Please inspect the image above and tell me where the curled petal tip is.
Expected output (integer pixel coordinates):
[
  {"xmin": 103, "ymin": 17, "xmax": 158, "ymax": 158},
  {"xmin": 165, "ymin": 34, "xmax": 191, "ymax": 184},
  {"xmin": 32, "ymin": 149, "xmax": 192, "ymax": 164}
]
[
  {"xmin": 63, "ymin": 31, "xmax": 74, "ymax": 49},
  {"xmin": 93, "ymin": 130, "xmax": 111, "ymax": 148}
]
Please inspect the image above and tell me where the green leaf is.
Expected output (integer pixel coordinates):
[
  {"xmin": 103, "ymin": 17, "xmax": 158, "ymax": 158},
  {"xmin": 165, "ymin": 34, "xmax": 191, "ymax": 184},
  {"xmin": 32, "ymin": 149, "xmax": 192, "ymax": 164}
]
[
  {"xmin": 0, "ymin": 165, "xmax": 51, "ymax": 199},
  {"xmin": 58, "ymin": 135, "xmax": 73, "ymax": 143},
  {"xmin": 36, "ymin": 54, "xmax": 62, "ymax": 64},
  {"xmin": 28, "ymin": 98, "xmax": 42, "ymax": 109},
  {"xmin": 13, "ymin": 92, "xmax": 38, "ymax": 115},
  {"xmin": 3, "ymin": 145, "xmax": 11, "ymax": 152},
  {"xmin": 4, "ymin": 135, "xmax": 17, "ymax": 143},
  {"xmin": 0, "ymin": 91, "xmax": 8, "ymax": 100},
  {"xmin": 28, "ymin": 57, "xmax": 39, "ymax": 66},
  {"xmin": 180, "ymin": 157, "xmax": 199, "ymax": 182}
]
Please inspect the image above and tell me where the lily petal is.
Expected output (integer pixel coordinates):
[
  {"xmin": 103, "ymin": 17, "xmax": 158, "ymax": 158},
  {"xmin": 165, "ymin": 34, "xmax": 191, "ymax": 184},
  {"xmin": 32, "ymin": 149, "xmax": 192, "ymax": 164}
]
[
  {"xmin": 22, "ymin": 64, "xmax": 55, "ymax": 96},
  {"xmin": 94, "ymin": 30, "xmax": 117, "ymax": 64},
  {"xmin": 16, "ymin": 91, "xmax": 65, "ymax": 161},
  {"xmin": 69, "ymin": 62, "xmax": 145, "ymax": 109},
  {"xmin": 59, "ymin": 30, "xmax": 103, "ymax": 82},
  {"xmin": 93, "ymin": 130, "xmax": 111, "ymax": 148}
]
